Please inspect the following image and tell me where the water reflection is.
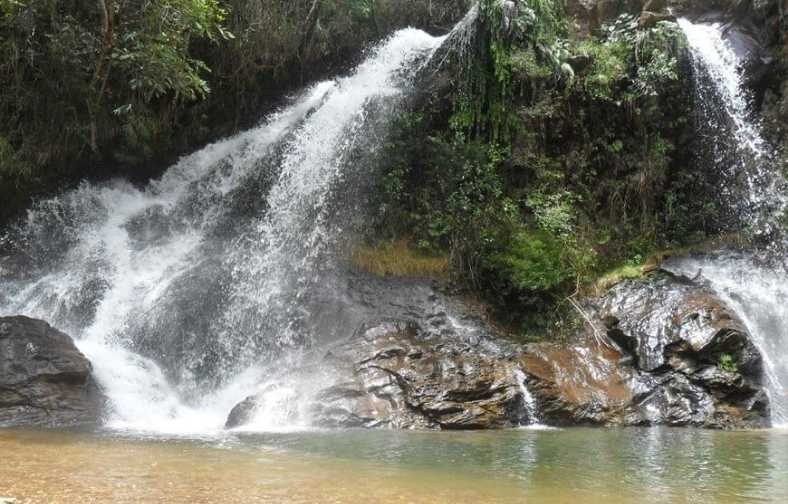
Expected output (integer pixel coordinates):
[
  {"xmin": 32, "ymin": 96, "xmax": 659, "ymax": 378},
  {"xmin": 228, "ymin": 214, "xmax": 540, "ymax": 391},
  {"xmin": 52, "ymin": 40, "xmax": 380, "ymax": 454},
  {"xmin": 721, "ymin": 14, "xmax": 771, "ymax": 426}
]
[{"xmin": 1, "ymin": 428, "xmax": 787, "ymax": 503}]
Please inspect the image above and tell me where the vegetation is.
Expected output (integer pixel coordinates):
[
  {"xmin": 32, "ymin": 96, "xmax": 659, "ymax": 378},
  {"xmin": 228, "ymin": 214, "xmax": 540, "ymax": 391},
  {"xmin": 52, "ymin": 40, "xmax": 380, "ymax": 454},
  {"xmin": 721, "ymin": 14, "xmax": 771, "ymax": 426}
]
[
  {"xmin": 0, "ymin": 0, "xmax": 470, "ymax": 223},
  {"xmin": 364, "ymin": 3, "xmax": 728, "ymax": 336},
  {"xmin": 719, "ymin": 353, "xmax": 738, "ymax": 374},
  {"xmin": 0, "ymin": 0, "xmax": 752, "ymax": 340},
  {"xmin": 350, "ymin": 239, "xmax": 449, "ymax": 279}
]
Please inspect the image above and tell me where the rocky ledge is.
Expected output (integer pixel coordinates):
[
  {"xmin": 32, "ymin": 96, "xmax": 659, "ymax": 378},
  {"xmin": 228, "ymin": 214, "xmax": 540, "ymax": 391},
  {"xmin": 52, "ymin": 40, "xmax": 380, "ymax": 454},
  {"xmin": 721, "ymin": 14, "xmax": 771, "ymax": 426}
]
[
  {"xmin": 227, "ymin": 268, "xmax": 770, "ymax": 431},
  {"xmin": 0, "ymin": 316, "xmax": 102, "ymax": 427},
  {"xmin": 522, "ymin": 272, "xmax": 769, "ymax": 429},
  {"xmin": 226, "ymin": 273, "xmax": 532, "ymax": 430},
  {"xmin": 0, "ymin": 270, "xmax": 770, "ymax": 430}
]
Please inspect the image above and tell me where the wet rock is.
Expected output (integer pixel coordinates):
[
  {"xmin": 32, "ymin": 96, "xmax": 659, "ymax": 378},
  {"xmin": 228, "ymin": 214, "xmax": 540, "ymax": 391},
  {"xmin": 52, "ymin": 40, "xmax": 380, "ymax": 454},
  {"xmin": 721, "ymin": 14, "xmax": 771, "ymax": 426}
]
[
  {"xmin": 521, "ymin": 272, "xmax": 769, "ymax": 428},
  {"xmin": 566, "ymin": 0, "xmax": 646, "ymax": 35},
  {"xmin": 0, "ymin": 316, "xmax": 103, "ymax": 427},
  {"xmin": 225, "ymin": 396, "xmax": 258, "ymax": 429},
  {"xmin": 226, "ymin": 290, "xmax": 533, "ymax": 430},
  {"xmin": 639, "ymin": 11, "xmax": 677, "ymax": 28}
]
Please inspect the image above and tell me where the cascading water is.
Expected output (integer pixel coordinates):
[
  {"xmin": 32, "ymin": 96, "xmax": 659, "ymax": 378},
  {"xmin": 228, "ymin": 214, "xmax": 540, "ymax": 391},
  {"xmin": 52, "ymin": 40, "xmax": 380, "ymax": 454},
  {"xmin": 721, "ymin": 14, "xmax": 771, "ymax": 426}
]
[
  {"xmin": 664, "ymin": 253, "xmax": 788, "ymax": 425},
  {"xmin": 678, "ymin": 18, "xmax": 786, "ymax": 238},
  {"xmin": 675, "ymin": 19, "xmax": 788, "ymax": 427},
  {"xmin": 513, "ymin": 368, "xmax": 547, "ymax": 429},
  {"xmin": 0, "ymin": 28, "xmax": 446, "ymax": 434}
]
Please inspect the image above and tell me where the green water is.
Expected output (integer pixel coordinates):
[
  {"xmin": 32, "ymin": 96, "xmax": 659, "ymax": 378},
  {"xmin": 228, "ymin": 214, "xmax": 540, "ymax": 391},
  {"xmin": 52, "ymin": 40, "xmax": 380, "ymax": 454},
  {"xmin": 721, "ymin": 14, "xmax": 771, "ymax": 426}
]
[{"xmin": 2, "ymin": 427, "xmax": 787, "ymax": 503}]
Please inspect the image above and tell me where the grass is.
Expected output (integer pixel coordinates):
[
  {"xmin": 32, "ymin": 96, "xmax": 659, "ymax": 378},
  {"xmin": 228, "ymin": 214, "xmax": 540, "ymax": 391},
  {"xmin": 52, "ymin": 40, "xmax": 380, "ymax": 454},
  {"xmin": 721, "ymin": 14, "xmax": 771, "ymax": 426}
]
[
  {"xmin": 350, "ymin": 239, "xmax": 449, "ymax": 280},
  {"xmin": 589, "ymin": 232, "xmax": 747, "ymax": 295}
]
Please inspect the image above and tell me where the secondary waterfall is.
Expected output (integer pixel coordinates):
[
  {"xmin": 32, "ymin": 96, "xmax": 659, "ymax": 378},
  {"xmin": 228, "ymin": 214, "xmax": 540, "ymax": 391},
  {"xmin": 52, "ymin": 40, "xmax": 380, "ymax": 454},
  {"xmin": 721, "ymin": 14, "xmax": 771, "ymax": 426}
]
[
  {"xmin": 678, "ymin": 18, "xmax": 786, "ymax": 238},
  {"xmin": 676, "ymin": 19, "xmax": 788, "ymax": 426},
  {"xmin": 0, "ymin": 28, "xmax": 444, "ymax": 434}
]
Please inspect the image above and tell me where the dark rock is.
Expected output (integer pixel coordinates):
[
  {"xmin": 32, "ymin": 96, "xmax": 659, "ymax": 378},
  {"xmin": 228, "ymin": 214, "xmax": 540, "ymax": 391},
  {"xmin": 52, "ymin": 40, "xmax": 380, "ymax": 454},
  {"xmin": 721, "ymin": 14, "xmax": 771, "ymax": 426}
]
[
  {"xmin": 225, "ymin": 395, "xmax": 258, "ymax": 429},
  {"xmin": 0, "ymin": 316, "xmax": 102, "ymax": 427},
  {"xmin": 521, "ymin": 272, "xmax": 769, "ymax": 429},
  {"xmin": 229, "ymin": 318, "xmax": 529, "ymax": 430}
]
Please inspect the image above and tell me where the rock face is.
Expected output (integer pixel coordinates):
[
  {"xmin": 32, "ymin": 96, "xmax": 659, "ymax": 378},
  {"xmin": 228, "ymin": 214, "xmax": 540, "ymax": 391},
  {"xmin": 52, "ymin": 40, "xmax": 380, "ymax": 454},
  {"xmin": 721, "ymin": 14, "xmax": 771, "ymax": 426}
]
[
  {"xmin": 226, "ymin": 321, "xmax": 530, "ymax": 430},
  {"xmin": 522, "ymin": 273, "xmax": 769, "ymax": 429},
  {"xmin": 309, "ymin": 319, "xmax": 526, "ymax": 429},
  {"xmin": 227, "ymin": 269, "xmax": 770, "ymax": 430},
  {"xmin": 225, "ymin": 274, "xmax": 531, "ymax": 430},
  {"xmin": 0, "ymin": 316, "xmax": 102, "ymax": 427}
]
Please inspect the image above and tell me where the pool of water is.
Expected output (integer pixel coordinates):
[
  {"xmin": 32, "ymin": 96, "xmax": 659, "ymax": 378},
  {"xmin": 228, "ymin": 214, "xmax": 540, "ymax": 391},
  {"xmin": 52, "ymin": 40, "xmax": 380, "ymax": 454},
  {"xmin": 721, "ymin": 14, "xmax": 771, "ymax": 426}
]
[{"xmin": 2, "ymin": 427, "xmax": 787, "ymax": 503}]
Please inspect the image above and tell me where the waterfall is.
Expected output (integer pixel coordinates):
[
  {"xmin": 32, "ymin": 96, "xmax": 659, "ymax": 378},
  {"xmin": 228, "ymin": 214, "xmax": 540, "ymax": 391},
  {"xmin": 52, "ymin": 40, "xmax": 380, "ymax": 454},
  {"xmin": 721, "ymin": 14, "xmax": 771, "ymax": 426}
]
[
  {"xmin": 674, "ymin": 19, "xmax": 788, "ymax": 427},
  {"xmin": 678, "ymin": 19, "xmax": 786, "ymax": 239},
  {"xmin": 0, "ymin": 28, "xmax": 445, "ymax": 434},
  {"xmin": 514, "ymin": 368, "xmax": 546, "ymax": 429},
  {"xmin": 664, "ymin": 254, "xmax": 788, "ymax": 426}
]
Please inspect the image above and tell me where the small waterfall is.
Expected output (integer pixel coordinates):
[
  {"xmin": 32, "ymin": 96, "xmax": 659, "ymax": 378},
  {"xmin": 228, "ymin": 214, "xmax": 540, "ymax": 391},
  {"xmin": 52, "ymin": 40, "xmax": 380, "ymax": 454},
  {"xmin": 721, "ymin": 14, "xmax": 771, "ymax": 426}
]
[
  {"xmin": 0, "ymin": 28, "xmax": 445, "ymax": 434},
  {"xmin": 514, "ymin": 368, "xmax": 545, "ymax": 428},
  {"xmin": 673, "ymin": 20, "xmax": 788, "ymax": 427},
  {"xmin": 678, "ymin": 19, "xmax": 786, "ymax": 239},
  {"xmin": 664, "ymin": 254, "xmax": 788, "ymax": 426}
]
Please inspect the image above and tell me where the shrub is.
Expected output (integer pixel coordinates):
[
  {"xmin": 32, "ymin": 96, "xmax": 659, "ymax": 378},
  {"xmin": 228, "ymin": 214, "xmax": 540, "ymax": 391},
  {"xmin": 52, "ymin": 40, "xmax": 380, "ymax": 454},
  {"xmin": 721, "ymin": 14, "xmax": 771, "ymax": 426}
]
[{"xmin": 484, "ymin": 229, "xmax": 571, "ymax": 293}]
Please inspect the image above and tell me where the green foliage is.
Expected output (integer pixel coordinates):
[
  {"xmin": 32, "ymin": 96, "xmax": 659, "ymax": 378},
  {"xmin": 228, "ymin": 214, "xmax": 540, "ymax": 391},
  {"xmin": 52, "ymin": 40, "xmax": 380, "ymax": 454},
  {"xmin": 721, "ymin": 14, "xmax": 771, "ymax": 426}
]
[
  {"xmin": 719, "ymin": 353, "xmax": 738, "ymax": 373},
  {"xmin": 0, "ymin": 1, "xmax": 471, "ymax": 223},
  {"xmin": 449, "ymin": 0, "xmax": 567, "ymax": 142},
  {"xmin": 485, "ymin": 229, "xmax": 571, "ymax": 292},
  {"xmin": 526, "ymin": 189, "xmax": 576, "ymax": 238},
  {"xmin": 114, "ymin": 0, "xmax": 231, "ymax": 103},
  {"xmin": 573, "ymin": 15, "xmax": 683, "ymax": 102},
  {"xmin": 368, "ymin": 3, "xmax": 711, "ymax": 335},
  {"xmin": 0, "ymin": 0, "xmax": 231, "ymax": 186},
  {"xmin": 575, "ymin": 39, "xmax": 631, "ymax": 100}
]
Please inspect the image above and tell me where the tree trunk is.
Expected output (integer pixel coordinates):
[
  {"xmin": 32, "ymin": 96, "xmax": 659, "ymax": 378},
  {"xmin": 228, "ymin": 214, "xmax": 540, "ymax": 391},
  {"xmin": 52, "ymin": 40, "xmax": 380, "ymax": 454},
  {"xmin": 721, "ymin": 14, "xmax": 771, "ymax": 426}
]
[
  {"xmin": 90, "ymin": 0, "xmax": 114, "ymax": 153},
  {"xmin": 298, "ymin": 0, "xmax": 322, "ymax": 62}
]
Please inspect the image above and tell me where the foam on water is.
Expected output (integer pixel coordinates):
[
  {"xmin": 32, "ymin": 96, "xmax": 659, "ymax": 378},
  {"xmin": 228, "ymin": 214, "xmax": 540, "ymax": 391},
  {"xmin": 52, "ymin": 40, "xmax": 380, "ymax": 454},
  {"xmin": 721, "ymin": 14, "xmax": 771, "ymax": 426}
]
[{"xmin": 0, "ymin": 28, "xmax": 445, "ymax": 435}]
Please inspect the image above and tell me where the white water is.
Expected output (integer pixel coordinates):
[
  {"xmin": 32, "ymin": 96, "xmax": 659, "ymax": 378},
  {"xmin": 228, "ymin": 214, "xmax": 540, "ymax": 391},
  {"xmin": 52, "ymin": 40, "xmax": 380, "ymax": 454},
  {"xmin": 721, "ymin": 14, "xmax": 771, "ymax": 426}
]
[
  {"xmin": 675, "ymin": 20, "xmax": 788, "ymax": 427},
  {"xmin": 678, "ymin": 19, "xmax": 786, "ymax": 237},
  {"xmin": 664, "ymin": 254, "xmax": 788, "ymax": 426},
  {"xmin": 0, "ymin": 28, "xmax": 444, "ymax": 435},
  {"xmin": 514, "ymin": 368, "xmax": 551, "ymax": 429}
]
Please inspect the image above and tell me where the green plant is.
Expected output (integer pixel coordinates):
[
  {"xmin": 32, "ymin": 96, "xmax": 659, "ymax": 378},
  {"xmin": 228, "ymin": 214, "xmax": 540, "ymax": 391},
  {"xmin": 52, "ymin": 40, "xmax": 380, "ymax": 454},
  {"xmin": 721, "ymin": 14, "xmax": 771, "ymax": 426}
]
[
  {"xmin": 719, "ymin": 353, "xmax": 738, "ymax": 373},
  {"xmin": 484, "ymin": 228, "xmax": 572, "ymax": 292}
]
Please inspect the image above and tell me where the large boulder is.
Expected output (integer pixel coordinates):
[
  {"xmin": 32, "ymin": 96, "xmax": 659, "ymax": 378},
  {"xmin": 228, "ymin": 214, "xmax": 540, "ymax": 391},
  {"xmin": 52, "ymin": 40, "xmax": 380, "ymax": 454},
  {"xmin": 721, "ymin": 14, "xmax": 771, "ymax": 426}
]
[
  {"xmin": 0, "ymin": 316, "xmax": 103, "ymax": 427},
  {"xmin": 521, "ymin": 273, "xmax": 769, "ymax": 428},
  {"xmin": 310, "ymin": 319, "xmax": 527, "ymax": 430},
  {"xmin": 225, "ymin": 274, "xmax": 534, "ymax": 430}
]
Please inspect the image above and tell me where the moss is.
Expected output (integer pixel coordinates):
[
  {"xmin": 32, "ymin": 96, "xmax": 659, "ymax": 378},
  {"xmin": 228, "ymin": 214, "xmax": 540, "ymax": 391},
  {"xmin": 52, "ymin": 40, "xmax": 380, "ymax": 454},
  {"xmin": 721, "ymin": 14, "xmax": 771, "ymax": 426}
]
[
  {"xmin": 719, "ymin": 353, "xmax": 738, "ymax": 373},
  {"xmin": 592, "ymin": 263, "xmax": 647, "ymax": 294},
  {"xmin": 350, "ymin": 239, "xmax": 449, "ymax": 280}
]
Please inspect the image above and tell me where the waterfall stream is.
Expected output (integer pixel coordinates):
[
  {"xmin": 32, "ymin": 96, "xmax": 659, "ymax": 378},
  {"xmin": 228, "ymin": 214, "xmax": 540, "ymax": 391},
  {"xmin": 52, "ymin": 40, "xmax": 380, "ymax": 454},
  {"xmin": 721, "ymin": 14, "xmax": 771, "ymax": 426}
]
[
  {"xmin": 678, "ymin": 18, "xmax": 786, "ymax": 238},
  {"xmin": 0, "ymin": 28, "xmax": 444, "ymax": 434},
  {"xmin": 675, "ymin": 19, "xmax": 788, "ymax": 426}
]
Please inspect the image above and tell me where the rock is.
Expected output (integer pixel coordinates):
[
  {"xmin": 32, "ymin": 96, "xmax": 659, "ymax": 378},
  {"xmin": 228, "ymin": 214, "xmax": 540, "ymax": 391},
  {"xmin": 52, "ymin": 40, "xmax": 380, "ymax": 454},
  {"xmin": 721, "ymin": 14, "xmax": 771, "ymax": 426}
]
[
  {"xmin": 566, "ymin": 0, "xmax": 646, "ymax": 35},
  {"xmin": 643, "ymin": 0, "xmax": 668, "ymax": 11},
  {"xmin": 228, "ymin": 318, "xmax": 530, "ymax": 430},
  {"xmin": 520, "ymin": 341, "xmax": 637, "ymax": 425},
  {"xmin": 521, "ymin": 272, "xmax": 769, "ymax": 429},
  {"xmin": 639, "ymin": 11, "xmax": 677, "ymax": 28},
  {"xmin": 0, "ymin": 316, "xmax": 102, "ymax": 427},
  {"xmin": 225, "ymin": 396, "xmax": 258, "ymax": 429}
]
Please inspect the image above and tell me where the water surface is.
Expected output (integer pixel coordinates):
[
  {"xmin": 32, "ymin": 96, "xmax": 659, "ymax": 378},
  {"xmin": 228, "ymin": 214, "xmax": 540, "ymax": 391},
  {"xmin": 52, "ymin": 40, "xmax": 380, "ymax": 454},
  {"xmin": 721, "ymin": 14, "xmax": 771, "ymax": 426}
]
[{"xmin": 2, "ymin": 427, "xmax": 787, "ymax": 503}]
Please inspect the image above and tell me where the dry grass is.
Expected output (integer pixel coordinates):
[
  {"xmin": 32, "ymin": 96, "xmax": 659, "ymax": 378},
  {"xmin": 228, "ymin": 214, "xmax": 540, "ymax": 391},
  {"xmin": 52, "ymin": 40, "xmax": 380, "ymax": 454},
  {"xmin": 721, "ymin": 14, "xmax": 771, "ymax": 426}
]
[{"xmin": 350, "ymin": 239, "xmax": 449, "ymax": 280}]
